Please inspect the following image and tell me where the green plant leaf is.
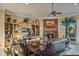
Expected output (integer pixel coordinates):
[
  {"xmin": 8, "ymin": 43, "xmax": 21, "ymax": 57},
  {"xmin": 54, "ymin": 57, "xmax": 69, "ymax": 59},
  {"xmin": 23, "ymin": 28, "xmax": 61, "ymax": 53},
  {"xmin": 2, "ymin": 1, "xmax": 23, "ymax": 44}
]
[{"xmin": 23, "ymin": 18, "xmax": 29, "ymax": 23}]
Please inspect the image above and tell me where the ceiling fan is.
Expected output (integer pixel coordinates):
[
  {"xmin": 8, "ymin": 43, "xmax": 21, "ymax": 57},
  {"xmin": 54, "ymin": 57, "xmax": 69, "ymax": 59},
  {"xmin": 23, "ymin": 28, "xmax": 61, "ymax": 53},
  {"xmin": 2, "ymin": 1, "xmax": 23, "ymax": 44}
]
[{"xmin": 48, "ymin": 3, "xmax": 62, "ymax": 16}]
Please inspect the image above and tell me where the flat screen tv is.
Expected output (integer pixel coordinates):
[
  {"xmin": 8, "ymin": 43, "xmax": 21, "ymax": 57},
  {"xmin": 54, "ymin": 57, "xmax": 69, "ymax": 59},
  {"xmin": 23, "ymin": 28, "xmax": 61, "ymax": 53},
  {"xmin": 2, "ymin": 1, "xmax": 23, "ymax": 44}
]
[
  {"xmin": 46, "ymin": 20, "xmax": 55, "ymax": 28},
  {"xmin": 22, "ymin": 28, "xmax": 30, "ymax": 34}
]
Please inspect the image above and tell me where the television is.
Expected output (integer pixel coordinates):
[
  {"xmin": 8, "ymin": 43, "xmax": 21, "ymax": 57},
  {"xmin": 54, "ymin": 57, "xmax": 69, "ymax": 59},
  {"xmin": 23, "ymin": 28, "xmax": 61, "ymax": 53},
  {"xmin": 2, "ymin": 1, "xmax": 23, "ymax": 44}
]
[
  {"xmin": 46, "ymin": 20, "xmax": 55, "ymax": 28},
  {"xmin": 22, "ymin": 28, "xmax": 30, "ymax": 34}
]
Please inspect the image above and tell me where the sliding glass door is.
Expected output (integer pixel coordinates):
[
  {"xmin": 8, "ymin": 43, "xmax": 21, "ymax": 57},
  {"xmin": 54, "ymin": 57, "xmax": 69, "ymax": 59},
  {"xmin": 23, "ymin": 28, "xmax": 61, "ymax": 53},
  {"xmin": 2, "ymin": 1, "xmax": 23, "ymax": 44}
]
[{"xmin": 67, "ymin": 18, "xmax": 76, "ymax": 41}]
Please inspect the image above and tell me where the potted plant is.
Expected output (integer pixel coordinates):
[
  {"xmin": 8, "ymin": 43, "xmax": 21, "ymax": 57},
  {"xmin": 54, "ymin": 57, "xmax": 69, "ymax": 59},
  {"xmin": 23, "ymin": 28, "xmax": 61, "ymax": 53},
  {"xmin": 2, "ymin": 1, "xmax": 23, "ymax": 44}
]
[
  {"xmin": 61, "ymin": 17, "xmax": 70, "ymax": 38},
  {"xmin": 61, "ymin": 17, "xmax": 76, "ymax": 38},
  {"xmin": 23, "ymin": 18, "xmax": 29, "ymax": 23},
  {"xmin": 20, "ymin": 18, "xmax": 29, "ymax": 28}
]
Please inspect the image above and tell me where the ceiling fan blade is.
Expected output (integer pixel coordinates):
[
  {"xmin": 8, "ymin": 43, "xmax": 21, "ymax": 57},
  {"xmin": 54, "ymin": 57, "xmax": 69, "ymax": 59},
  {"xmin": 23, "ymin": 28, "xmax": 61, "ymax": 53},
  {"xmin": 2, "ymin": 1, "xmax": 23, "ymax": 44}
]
[
  {"xmin": 48, "ymin": 12, "xmax": 56, "ymax": 16},
  {"xmin": 48, "ymin": 13, "xmax": 56, "ymax": 16},
  {"xmin": 55, "ymin": 12, "xmax": 62, "ymax": 14},
  {"xmin": 53, "ymin": 14, "xmax": 56, "ymax": 16},
  {"xmin": 48, "ymin": 13, "xmax": 51, "ymax": 16}
]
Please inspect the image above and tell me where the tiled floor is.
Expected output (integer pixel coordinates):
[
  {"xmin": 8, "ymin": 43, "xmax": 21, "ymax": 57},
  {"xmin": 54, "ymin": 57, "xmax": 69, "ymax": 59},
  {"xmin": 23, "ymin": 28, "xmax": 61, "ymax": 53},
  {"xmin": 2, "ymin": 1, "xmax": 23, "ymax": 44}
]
[{"xmin": 60, "ymin": 44, "xmax": 79, "ymax": 56}]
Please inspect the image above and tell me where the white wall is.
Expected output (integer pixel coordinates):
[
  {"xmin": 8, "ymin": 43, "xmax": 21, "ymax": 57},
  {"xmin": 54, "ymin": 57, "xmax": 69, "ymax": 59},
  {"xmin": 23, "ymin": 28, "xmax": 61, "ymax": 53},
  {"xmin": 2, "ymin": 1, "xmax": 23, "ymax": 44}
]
[
  {"xmin": 58, "ymin": 18, "xmax": 65, "ymax": 38},
  {"xmin": 76, "ymin": 19, "xmax": 79, "ymax": 42},
  {"xmin": 0, "ymin": 8, "xmax": 5, "ymax": 55}
]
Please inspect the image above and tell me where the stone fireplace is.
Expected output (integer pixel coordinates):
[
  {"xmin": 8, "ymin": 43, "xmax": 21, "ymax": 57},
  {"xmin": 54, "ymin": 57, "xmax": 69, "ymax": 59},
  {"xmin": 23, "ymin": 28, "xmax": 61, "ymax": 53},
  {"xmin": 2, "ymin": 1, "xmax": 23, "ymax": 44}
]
[{"xmin": 43, "ymin": 19, "xmax": 58, "ymax": 39}]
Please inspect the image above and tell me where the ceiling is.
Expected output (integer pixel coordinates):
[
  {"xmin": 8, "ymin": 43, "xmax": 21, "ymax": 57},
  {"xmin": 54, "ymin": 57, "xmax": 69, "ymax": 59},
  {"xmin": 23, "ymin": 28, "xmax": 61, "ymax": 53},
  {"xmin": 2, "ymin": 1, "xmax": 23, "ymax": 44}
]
[{"xmin": 0, "ymin": 3, "xmax": 79, "ymax": 17}]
